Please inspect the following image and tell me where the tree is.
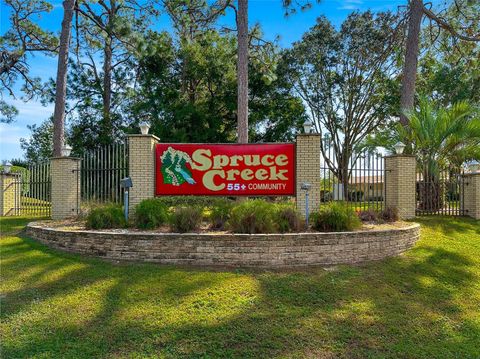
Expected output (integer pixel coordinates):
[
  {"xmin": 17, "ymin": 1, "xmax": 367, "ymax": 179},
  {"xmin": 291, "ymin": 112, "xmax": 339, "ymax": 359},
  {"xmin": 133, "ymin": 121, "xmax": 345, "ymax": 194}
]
[
  {"xmin": 162, "ymin": 0, "xmax": 250, "ymax": 143},
  {"xmin": 417, "ymin": 1, "xmax": 480, "ymax": 106},
  {"xmin": 249, "ymin": 51, "xmax": 308, "ymax": 142},
  {"xmin": 399, "ymin": 0, "xmax": 423, "ymax": 126},
  {"xmin": 130, "ymin": 29, "xmax": 238, "ymax": 143},
  {"xmin": 285, "ymin": 12, "xmax": 403, "ymax": 193},
  {"xmin": 399, "ymin": 0, "xmax": 480, "ymax": 126},
  {"xmin": 126, "ymin": 22, "xmax": 304, "ymax": 145},
  {"xmin": 52, "ymin": 0, "xmax": 75, "ymax": 157},
  {"xmin": 0, "ymin": 0, "xmax": 57, "ymax": 123},
  {"xmin": 400, "ymin": 98, "xmax": 480, "ymax": 210},
  {"xmin": 236, "ymin": 0, "xmax": 248, "ymax": 143},
  {"xmin": 20, "ymin": 118, "xmax": 54, "ymax": 163},
  {"xmin": 72, "ymin": 0, "xmax": 158, "ymax": 146}
]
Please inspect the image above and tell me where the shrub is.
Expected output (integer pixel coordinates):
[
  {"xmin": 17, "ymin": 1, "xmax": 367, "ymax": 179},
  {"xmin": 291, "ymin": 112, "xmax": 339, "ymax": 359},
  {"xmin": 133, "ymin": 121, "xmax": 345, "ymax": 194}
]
[
  {"xmin": 86, "ymin": 204, "xmax": 126, "ymax": 229},
  {"xmin": 134, "ymin": 198, "xmax": 170, "ymax": 229},
  {"xmin": 209, "ymin": 198, "xmax": 235, "ymax": 230},
  {"xmin": 379, "ymin": 207, "xmax": 399, "ymax": 222},
  {"xmin": 310, "ymin": 202, "xmax": 361, "ymax": 232},
  {"xmin": 227, "ymin": 199, "xmax": 277, "ymax": 234},
  {"xmin": 275, "ymin": 205, "xmax": 303, "ymax": 233},
  {"xmin": 357, "ymin": 209, "xmax": 378, "ymax": 222},
  {"xmin": 170, "ymin": 206, "xmax": 203, "ymax": 232}
]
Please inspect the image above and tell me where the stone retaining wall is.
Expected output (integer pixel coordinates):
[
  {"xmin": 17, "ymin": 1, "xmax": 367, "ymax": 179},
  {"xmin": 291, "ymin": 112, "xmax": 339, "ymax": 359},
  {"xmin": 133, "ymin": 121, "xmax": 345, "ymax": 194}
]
[{"xmin": 25, "ymin": 223, "xmax": 420, "ymax": 268}]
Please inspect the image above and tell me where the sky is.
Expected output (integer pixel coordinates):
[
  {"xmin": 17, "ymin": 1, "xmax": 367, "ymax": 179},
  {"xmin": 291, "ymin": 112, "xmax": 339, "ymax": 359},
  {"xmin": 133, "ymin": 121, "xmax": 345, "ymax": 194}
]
[{"xmin": 0, "ymin": 0, "xmax": 409, "ymax": 161}]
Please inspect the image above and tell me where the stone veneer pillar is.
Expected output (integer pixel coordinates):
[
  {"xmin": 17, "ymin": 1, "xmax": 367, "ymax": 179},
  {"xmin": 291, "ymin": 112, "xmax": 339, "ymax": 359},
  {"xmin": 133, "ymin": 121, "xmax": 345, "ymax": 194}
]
[
  {"xmin": 296, "ymin": 134, "xmax": 321, "ymax": 218},
  {"xmin": 51, "ymin": 157, "xmax": 81, "ymax": 220},
  {"xmin": 462, "ymin": 173, "xmax": 480, "ymax": 220},
  {"xmin": 385, "ymin": 154, "xmax": 416, "ymax": 219},
  {"xmin": 0, "ymin": 173, "xmax": 21, "ymax": 216},
  {"xmin": 128, "ymin": 134, "xmax": 159, "ymax": 215}
]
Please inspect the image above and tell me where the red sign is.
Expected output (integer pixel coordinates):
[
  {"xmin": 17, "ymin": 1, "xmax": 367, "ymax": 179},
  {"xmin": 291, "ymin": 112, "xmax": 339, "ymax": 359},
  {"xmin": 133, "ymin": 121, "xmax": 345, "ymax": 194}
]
[{"xmin": 155, "ymin": 143, "xmax": 295, "ymax": 196}]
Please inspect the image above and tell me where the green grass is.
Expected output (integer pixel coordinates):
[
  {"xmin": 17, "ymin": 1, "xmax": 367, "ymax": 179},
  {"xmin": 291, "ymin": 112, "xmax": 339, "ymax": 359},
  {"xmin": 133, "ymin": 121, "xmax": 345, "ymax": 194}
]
[{"xmin": 1, "ymin": 216, "xmax": 480, "ymax": 358}]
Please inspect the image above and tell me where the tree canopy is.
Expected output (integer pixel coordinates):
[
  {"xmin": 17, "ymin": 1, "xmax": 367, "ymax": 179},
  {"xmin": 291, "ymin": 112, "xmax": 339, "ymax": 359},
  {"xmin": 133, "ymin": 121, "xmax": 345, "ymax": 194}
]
[{"xmin": 284, "ymin": 11, "xmax": 403, "ymax": 182}]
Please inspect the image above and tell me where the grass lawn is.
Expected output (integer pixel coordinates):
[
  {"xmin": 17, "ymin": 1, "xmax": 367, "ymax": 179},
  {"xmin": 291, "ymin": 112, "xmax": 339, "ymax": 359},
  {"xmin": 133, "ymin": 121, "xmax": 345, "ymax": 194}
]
[{"xmin": 1, "ymin": 216, "xmax": 480, "ymax": 358}]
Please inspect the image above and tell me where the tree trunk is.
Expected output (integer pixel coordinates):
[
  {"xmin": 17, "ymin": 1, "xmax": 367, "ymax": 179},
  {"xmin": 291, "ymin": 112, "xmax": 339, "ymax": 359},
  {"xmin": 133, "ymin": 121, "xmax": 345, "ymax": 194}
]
[
  {"xmin": 52, "ymin": 0, "xmax": 75, "ymax": 157},
  {"xmin": 399, "ymin": 0, "xmax": 424, "ymax": 126},
  {"xmin": 236, "ymin": 0, "xmax": 248, "ymax": 143},
  {"xmin": 102, "ymin": 38, "xmax": 112, "ymax": 144},
  {"xmin": 418, "ymin": 171, "xmax": 443, "ymax": 212}
]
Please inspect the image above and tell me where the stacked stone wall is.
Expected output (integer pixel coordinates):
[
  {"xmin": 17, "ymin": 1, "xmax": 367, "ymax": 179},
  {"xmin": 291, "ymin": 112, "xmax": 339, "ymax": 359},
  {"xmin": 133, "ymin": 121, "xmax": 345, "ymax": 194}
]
[{"xmin": 26, "ymin": 223, "xmax": 420, "ymax": 268}]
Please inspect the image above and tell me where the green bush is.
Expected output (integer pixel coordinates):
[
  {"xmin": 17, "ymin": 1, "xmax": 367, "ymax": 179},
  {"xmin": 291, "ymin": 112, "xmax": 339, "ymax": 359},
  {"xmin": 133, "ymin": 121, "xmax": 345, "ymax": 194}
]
[
  {"xmin": 134, "ymin": 198, "xmax": 170, "ymax": 229},
  {"xmin": 310, "ymin": 202, "xmax": 361, "ymax": 232},
  {"xmin": 170, "ymin": 206, "xmax": 203, "ymax": 232},
  {"xmin": 86, "ymin": 204, "xmax": 126, "ymax": 229},
  {"xmin": 227, "ymin": 199, "xmax": 277, "ymax": 234},
  {"xmin": 275, "ymin": 204, "xmax": 303, "ymax": 233},
  {"xmin": 209, "ymin": 198, "xmax": 235, "ymax": 230}
]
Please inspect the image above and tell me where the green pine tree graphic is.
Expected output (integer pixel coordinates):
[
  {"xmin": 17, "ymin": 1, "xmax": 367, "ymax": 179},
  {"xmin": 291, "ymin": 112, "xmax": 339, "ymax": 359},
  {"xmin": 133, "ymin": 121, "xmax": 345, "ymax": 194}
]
[{"xmin": 160, "ymin": 147, "xmax": 196, "ymax": 186}]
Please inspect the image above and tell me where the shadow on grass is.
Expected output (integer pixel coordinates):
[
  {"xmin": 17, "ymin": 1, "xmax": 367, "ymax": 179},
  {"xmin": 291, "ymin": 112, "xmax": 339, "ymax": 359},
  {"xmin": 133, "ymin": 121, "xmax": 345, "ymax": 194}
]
[
  {"xmin": 1, "ymin": 216, "xmax": 480, "ymax": 358},
  {"xmin": 1, "ymin": 216, "xmax": 44, "ymax": 236}
]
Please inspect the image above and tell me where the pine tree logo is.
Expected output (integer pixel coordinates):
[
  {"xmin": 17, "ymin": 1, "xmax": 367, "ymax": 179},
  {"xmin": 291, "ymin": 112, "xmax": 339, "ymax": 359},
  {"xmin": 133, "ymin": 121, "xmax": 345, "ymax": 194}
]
[{"xmin": 160, "ymin": 147, "xmax": 196, "ymax": 186}]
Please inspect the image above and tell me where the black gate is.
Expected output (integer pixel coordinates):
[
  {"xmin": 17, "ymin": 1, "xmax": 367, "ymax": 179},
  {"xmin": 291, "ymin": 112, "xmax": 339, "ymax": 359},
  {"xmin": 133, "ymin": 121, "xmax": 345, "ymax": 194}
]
[
  {"xmin": 416, "ymin": 164, "xmax": 465, "ymax": 216},
  {"xmin": 320, "ymin": 137, "xmax": 387, "ymax": 211},
  {"xmin": 6, "ymin": 162, "xmax": 51, "ymax": 217},
  {"xmin": 76, "ymin": 141, "xmax": 129, "ymax": 213}
]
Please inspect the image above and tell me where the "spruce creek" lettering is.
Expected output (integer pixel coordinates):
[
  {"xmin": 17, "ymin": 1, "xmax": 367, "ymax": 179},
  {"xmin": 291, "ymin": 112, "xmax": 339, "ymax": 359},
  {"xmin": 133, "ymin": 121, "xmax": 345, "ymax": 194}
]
[{"xmin": 191, "ymin": 149, "xmax": 290, "ymax": 191}]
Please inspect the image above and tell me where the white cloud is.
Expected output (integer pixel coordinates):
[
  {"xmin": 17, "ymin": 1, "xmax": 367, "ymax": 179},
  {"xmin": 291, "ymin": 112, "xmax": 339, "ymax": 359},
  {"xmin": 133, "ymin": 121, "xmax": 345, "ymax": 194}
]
[
  {"xmin": 0, "ymin": 123, "xmax": 26, "ymax": 145},
  {"xmin": 337, "ymin": 0, "xmax": 364, "ymax": 10},
  {"xmin": 0, "ymin": 99, "xmax": 50, "ymax": 160},
  {"xmin": 6, "ymin": 99, "xmax": 54, "ymax": 123}
]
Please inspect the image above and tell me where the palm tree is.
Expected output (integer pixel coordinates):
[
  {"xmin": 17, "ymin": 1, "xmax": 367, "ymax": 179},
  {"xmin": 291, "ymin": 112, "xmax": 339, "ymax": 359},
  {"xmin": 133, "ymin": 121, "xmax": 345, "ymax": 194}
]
[{"xmin": 399, "ymin": 98, "xmax": 480, "ymax": 210}]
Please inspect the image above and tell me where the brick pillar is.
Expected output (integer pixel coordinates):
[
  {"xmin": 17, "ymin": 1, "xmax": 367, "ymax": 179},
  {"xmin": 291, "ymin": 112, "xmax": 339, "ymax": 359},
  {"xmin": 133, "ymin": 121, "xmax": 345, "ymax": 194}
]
[
  {"xmin": 51, "ymin": 157, "xmax": 81, "ymax": 220},
  {"xmin": 0, "ymin": 173, "xmax": 21, "ymax": 216},
  {"xmin": 462, "ymin": 173, "xmax": 480, "ymax": 220},
  {"xmin": 128, "ymin": 134, "xmax": 159, "ymax": 215},
  {"xmin": 385, "ymin": 155, "xmax": 416, "ymax": 219},
  {"xmin": 296, "ymin": 134, "xmax": 321, "ymax": 218}
]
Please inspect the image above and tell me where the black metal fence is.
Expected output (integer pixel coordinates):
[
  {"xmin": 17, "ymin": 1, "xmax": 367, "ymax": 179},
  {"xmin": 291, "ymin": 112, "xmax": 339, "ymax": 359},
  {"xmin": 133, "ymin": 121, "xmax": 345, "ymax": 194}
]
[
  {"xmin": 320, "ymin": 139, "xmax": 386, "ymax": 212},
  {"xmin": 416, "ymin": 164, "xmax": 465, "ymax": 216},
  {"xmin": 76, "ymin": 141, "xmax": 129, "ymax": 210},
  {"xmin": 8, "ymin": 162, "xmax": 51, "ymax": 217}
]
